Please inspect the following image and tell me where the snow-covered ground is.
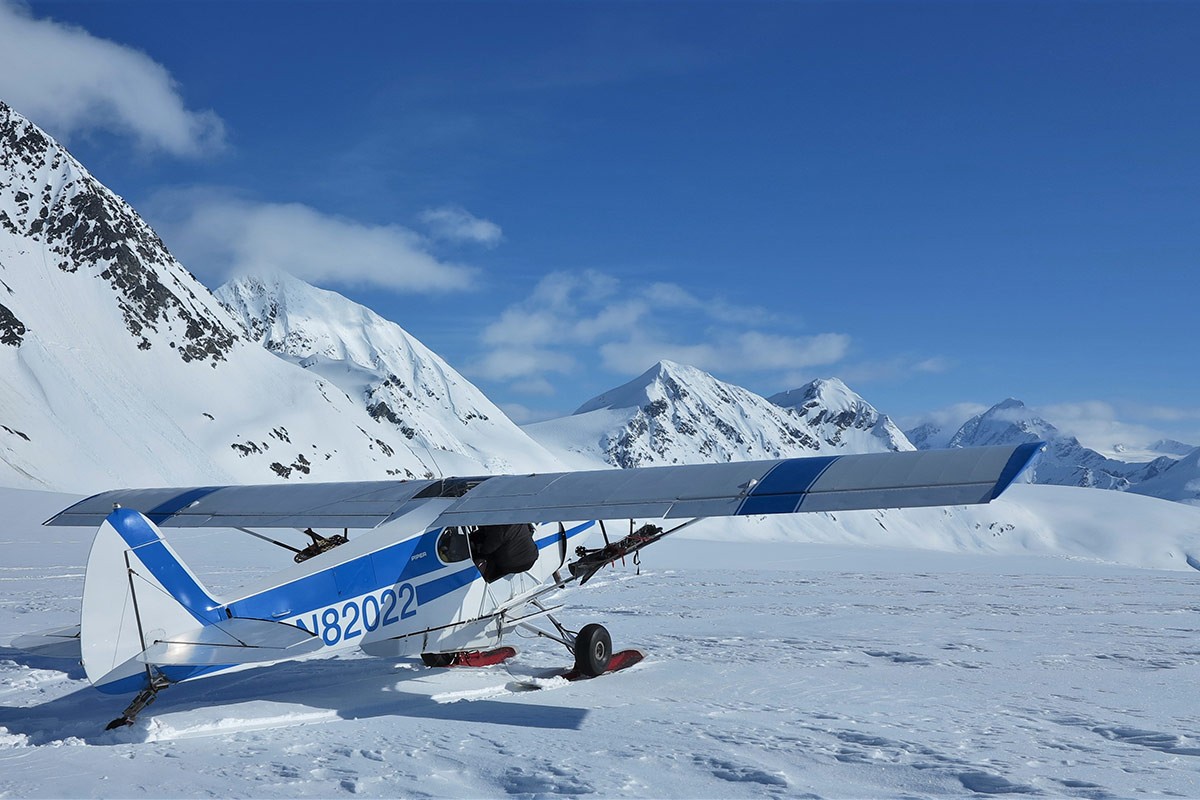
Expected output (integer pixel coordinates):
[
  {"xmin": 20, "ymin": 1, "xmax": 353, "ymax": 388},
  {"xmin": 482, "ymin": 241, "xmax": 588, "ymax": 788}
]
[{"xmin": 3, "ymin": 488, "xmax": 1200, "ymax": 797}]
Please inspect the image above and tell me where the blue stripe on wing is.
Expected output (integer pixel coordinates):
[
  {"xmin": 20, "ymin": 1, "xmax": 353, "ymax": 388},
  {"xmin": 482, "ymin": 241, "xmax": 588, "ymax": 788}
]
[{"xmin": 735, "ymin": 456, "xmax": 841, "ymax": 516}]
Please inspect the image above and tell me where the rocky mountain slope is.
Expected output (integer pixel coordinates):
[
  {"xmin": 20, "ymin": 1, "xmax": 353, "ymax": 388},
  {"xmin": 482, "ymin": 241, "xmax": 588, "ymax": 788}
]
[
  {"xmin": 1129, "ymin": 446, "xmax": 1200, "ymax": 506},
  {"xmin": 216, "ymin": 272, "xmax": 561, "ymax": 476},
  {"xmin": 0, "ymin": 102, "xmax": 535, "ymax": 492},
  {"xmin": 524, "ymin": 361, "xmax": 911, "ymax": 469},
  {"xmin": 767, "ymin": 377, "xmax": 913, "ymax": 453}
]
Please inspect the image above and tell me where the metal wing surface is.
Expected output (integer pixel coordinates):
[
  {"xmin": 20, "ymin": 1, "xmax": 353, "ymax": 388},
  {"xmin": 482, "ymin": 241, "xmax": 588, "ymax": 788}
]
[
  {"xmin": 44, "ymin": 443, "xmax": 1042, "ymax": 530},
  {"xmin": 44, "ymin": 479, "xmax": 440, "ymax": 529},
  {"xmin": 431, "ymin": 442, "xmax": 1044, "ymax": 527}
]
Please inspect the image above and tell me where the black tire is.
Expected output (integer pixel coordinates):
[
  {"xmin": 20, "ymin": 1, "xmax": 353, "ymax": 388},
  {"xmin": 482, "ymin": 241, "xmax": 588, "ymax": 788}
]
[
  {"xmin": 421, "ymin": 652, "xmax": 455, "ymax": 668},
  {"xmin": 573, "ymin": 623, "xmax": 612, "ymax": 677}
]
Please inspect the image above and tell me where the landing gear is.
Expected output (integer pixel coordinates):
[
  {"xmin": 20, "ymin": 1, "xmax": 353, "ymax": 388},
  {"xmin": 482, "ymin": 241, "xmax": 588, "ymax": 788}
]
[
  {"xmin": 514, "ymin": 601, "xmax": 619, "ymax": 677},
  {"xmin": 105, "ymin": 673, "xmax": 170, "ymax": 730},
  {"xmin": 573, "ymin": 623, "xmax": 612, "ymax": 677}
]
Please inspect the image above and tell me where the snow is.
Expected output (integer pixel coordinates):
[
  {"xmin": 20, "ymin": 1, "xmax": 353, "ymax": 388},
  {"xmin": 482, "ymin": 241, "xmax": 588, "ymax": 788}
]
[
  {"xmin": 1131, "ymin": 446, "xmax": 1200, "ymax": 507},
  {"xmin": 910, "ymin": 398, "xmax": 1186, "ymax": 497},
  {"xmin": 0, "ymin": 105, "xmax": 558, "ymax": 494},
  {"xmin": 4, "ymin": 487, "xmax": 1200, "ymax": 798},
  {"xmin": 4, "ymin": 99, "xmax": 1200, "ymax": 797},
  {"xmin": 216, "ymin": 272, "xmax": 562, "ymax": 476},
  {"xmin": 526, "ymin": 362, "xmax": 909, "ymax": 471}
]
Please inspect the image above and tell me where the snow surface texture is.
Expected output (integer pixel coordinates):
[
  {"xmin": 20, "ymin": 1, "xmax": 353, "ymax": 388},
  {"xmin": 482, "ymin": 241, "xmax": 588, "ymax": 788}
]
[{"xmin": 3, "ymin": 487, "xmax": 1200, "ymax": 798}]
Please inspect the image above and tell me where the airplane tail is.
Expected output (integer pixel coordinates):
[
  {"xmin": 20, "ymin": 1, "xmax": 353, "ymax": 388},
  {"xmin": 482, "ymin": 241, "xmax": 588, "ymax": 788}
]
[
  {"xmin": 79, "ymin": 508, "xmax": 322, "ymax": 695},
  {"xmin": 80, "ymin": 508, "xmax": 223, "ymax": 694}
]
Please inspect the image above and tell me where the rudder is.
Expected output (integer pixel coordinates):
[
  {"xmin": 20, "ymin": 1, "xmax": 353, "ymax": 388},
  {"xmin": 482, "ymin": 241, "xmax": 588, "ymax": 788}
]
[{"xmin": 81, "ymin": 508, "xmax": 222, "ymax": 693}]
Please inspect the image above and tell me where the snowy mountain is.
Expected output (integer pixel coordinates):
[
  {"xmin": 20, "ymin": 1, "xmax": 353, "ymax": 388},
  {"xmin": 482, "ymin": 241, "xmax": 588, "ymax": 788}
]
[
  {"xmin": 525, "ymin": 361, "xmax": 910, "ymax": 469},
  {"xmin": 216, "ymin": 273, "xmax": 560, "ymax": 476},
  {"xmin": 1147, "ymin": 438, "xmax": 1198, "ymax": 458},
  {"xmin": 1129, "ymin": 446, "xmax": 1200, "ymax": 506},
  {"xmin": 0, "ymin": 101, "xmax": 515, "ymax": 492},
  {"xmin": 909, "ymin": 398, "xmax": 1176, "ymax": 492},
  {"xmin": 904, "ymin": 420, "xmax": 954, "ymax": 451},
  {"xmin": 767, "ymin": 377, "xmax": 913, "ymax": 453}
]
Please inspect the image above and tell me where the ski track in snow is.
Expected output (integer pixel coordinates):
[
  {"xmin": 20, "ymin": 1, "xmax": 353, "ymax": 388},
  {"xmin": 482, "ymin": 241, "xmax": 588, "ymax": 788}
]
[{"xmin": 3, "ymin": 526, "xmax": 1200, "ymax": 798}]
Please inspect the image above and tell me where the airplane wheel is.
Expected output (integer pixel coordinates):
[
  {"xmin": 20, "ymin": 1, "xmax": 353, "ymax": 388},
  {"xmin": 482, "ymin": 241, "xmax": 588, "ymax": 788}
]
[
  {"xmin": 421, "ymin": 652, "xmax": 454, "ymax": 668},
  {"xmin": 573, "ymin": 623, "xmax": 612, "ymax": 677}
]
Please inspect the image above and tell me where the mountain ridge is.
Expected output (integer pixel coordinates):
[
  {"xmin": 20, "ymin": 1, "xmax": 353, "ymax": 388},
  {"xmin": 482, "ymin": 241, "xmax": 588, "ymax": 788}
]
[
  {"xmin": 0, "ymin": 102, "xmax": 530, "ymax": 490},
  {"xmin": 526, "ymin": 360, "xmax": 911, "ymax": 469},
  {"xmin": 216, "ymin": 272, "xmax": 562, "ymax": 476}
]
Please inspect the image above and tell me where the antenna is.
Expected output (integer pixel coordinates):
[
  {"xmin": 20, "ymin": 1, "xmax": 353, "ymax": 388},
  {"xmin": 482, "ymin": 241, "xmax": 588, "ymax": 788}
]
[
  {"xmin": 398, "ymin": 431, "xmax": 445, "ymax": 479},
  {"xmin": 424, "ymin": 442, "xmax": 445, "ymax": 478}
]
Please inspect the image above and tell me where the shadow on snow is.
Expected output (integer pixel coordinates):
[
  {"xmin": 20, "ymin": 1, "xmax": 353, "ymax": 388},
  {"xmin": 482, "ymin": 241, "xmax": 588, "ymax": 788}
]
[{"xmin": 0, "ymin": 648, "xmax": 588, "ymax": 745}]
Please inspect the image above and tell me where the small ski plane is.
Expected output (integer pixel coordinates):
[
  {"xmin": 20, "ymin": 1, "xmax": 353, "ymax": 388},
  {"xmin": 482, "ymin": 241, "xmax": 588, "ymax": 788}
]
[{"xmin": 19, "ymin": 443, "xmax": 1042, "ymax": 729}]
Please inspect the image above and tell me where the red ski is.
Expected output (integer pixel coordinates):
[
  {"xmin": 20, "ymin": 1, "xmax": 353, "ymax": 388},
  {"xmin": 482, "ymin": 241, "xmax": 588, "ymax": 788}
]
[
  {"xmin": 510, "ymin": 649, "xmax": 645, "ymax": 691},
  {"xmin": 562, "ymin": 648, "xmax": 644, "ymax": 681},
  {"xmin": 421, "ymin": 646, "xmax": 517, "ymax": 668}
]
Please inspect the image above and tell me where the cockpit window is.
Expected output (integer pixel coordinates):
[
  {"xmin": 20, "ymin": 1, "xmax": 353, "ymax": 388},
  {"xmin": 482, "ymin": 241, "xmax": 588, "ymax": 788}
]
[{"xmin": 436, "ymin": 526, "xmax": 473, "ymax": 564}]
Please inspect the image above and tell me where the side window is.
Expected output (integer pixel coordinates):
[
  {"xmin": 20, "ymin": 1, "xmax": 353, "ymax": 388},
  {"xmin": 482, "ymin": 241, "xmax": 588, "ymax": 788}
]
[{"xmin": 436, "ymin": 526, "xmax": 473, "ymax": 564}]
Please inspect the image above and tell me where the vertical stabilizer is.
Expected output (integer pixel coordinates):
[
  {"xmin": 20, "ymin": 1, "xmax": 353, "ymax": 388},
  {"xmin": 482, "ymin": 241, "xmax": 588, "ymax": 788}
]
[{"xmin": 81, "ymin": 509, "xmax": 221, "ymax": 693}]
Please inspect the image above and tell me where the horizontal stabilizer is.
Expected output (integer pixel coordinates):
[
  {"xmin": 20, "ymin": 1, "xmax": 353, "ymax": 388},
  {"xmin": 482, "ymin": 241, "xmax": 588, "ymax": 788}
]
[
  {"xmin": 138, "ymin": 618, "xmax": 321, "ymax": 666},
  {"xmin": 10, "ymin": 624, "xmax": 82, "ymax": 659}
]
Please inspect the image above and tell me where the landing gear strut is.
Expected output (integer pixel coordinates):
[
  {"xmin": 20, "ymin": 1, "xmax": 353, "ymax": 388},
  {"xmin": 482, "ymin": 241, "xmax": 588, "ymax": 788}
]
[
  {"xmin": 105, "ymin": 673, "xmax": 170, "ymax": 730},
  {"xmin": 517, "ymin": 601, "xmax": 614, "ymax": 677}
]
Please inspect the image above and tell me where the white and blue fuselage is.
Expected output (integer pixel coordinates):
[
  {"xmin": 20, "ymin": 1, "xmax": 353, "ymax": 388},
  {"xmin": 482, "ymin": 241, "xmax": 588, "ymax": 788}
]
[{"xmin": 83, "ymin": 499, "xmax": 595, "ymax": 695}]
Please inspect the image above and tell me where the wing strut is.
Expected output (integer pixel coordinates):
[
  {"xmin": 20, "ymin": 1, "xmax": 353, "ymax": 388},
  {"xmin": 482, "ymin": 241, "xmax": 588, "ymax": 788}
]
[{"xmin": 234, "ymin": 527, "xmax": 304, "ymax": 556}]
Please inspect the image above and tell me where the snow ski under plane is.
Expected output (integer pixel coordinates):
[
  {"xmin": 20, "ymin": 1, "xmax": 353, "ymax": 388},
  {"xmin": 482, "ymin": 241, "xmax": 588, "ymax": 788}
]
[{"xmin": 22, "ymin": 443, "xmax": 1043, "ymax": 728}]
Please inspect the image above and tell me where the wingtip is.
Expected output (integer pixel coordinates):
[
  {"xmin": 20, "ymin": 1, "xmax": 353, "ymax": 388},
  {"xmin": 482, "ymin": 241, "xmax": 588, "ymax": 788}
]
[{"xmin": 990, "ymin": 441, "xmax": 1046, "ymax": 500}]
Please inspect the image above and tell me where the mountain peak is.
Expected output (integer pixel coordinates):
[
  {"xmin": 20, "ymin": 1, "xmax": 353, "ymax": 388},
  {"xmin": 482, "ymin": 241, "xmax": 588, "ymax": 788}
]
[
  {"xmin": 217, "ymin": 272, "xmax": 561, "ymax": 475},
  {"xmin": 769, "ymin": 377, "xmax": 913, "ymax": 452},
  {"xmin": 574, "ymin": 359, "xmax": 703, "ymax": 414},
  {"xmin": 530, "ymin": 362, "xmax": 910, "ymax": 470},
  {"xmin": 948, "ymin": 398, "xmax": 1054, "ymax": 449},
  {"xmin": 0, "ymin": 101, "xmax": 239, "ymax": 366},
  {"xmin": 768, "ymin": 377, "xmax": 856, "ymax": 412}
]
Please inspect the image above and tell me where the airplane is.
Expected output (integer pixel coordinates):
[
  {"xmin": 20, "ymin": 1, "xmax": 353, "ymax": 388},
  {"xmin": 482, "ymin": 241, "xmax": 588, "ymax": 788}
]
[{"xmin": 15, "ymin": 442, "xmax": 1043, "ymax": 730}]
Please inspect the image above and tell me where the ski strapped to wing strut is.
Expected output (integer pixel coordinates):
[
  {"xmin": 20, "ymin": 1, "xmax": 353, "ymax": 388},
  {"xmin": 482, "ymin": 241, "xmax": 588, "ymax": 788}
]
[{"xmin": 567, "ymin": 519, "xmax": 699, "ymax": 585}]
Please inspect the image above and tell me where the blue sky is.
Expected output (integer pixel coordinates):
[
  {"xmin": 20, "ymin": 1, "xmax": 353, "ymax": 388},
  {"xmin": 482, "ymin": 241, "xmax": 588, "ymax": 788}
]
[{"xmin": 2, "ymin": 0, "xmax": 1197, "ymax": 448}]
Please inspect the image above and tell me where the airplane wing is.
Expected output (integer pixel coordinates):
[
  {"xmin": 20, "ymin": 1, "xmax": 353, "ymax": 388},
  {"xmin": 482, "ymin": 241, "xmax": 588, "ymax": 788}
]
[
  {"xmin": 429, "ymin": 442, "xmax": 1044, "ymax": 526},
  {"xmin": 44, "ymin": 443, "xmax": 1043, "ymax": 530}
]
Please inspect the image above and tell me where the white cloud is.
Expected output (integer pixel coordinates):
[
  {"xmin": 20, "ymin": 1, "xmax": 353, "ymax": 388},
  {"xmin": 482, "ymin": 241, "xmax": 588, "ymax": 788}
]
[
  {"xmin": 834, "ymin": 355, "xmax": 954, "ymax": 387},
  {"xmin": 0, "ymin": 1, "xmax": 224, "ymax": 156},
  {"xmin": 472, "ymin": 270, "xmax": 849, "ymax": 394},
  {"xmin": 418, "ymin": 206, "xmax": 503, "ymax": 247},
  {"xmin": 1038, "ymin": 401, "xmax": 1199, "ymax": 456},
  {"xmin": 497, "ymin": 402, "xmax": 557, "ymax": 424},
  {"xmin": 902, "ymin": 399, "xmax": 1200, "ymax": 458},
  {"xmin": 472, "ymin": 347, "xmax": 574, "ymax": 382},
  {"xmin": 148, "ymin": 189, "xmax": 476, "ymax": 292},
  {"xmin": 599, "ymin": 331, "xmax": 850, "ymax": 377},
  {"xmin": 1138, "ymin": 404, "xmax": 1200, "ymax": 424},
  {"xmin": 895, "ymin": 402, "xmax": 990, "ymax": 437}
]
